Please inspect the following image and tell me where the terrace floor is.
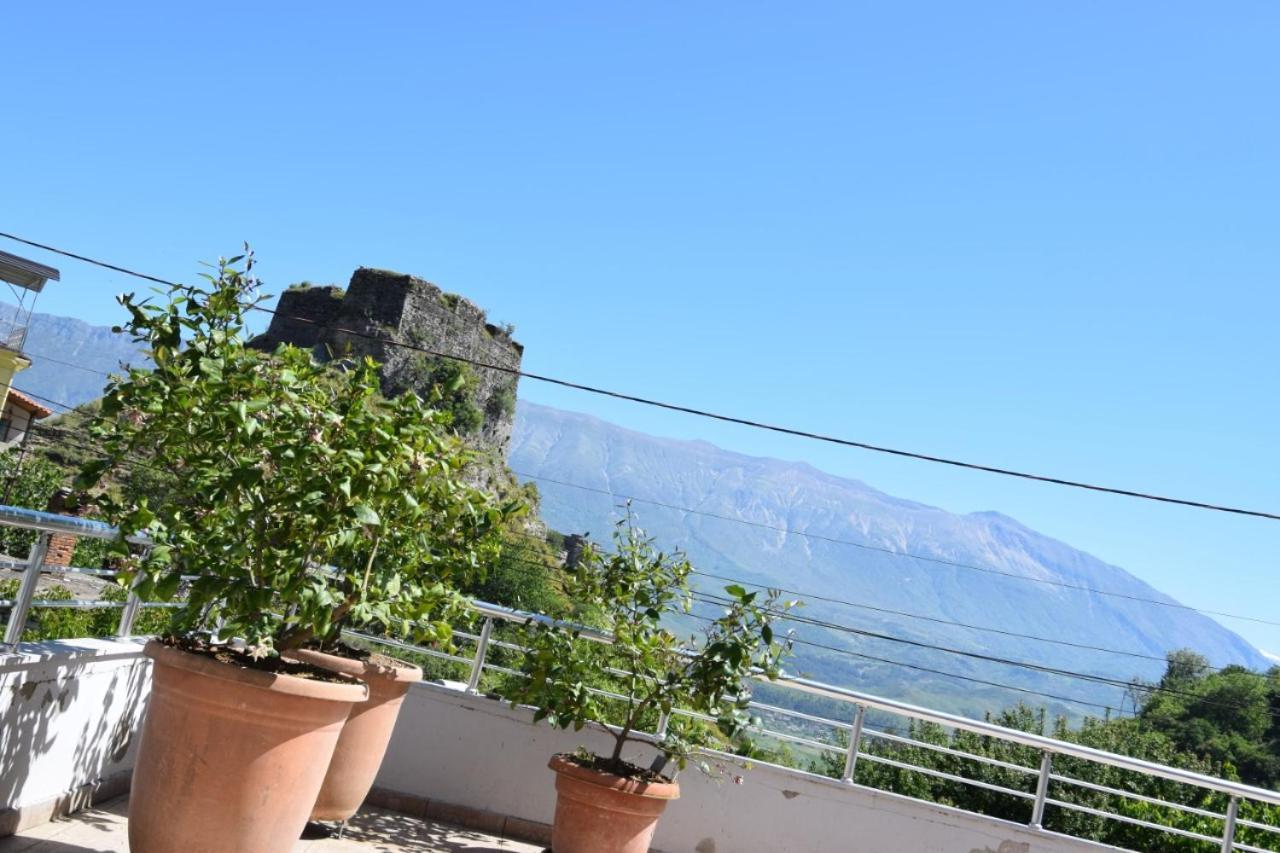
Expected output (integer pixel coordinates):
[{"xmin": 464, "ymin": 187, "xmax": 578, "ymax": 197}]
[{"xmin": 0, "ymin": 798, "xmax": 543, "ymax": 853}]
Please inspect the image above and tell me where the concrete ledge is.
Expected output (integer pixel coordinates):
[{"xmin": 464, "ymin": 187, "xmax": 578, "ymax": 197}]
[
  {"xmin": 1, "ymin": 639, "xmax": 151, "ymax": 836},
  {"xmin": 0, "ymin": 769, "xmax": 131, "ymax": 836}
]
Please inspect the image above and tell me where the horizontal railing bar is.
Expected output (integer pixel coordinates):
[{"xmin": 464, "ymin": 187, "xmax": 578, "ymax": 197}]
[
  {"xmin": 776, "ymin": 676, "xmax": 1280, "ymax": 807},
  {"xmin": 0, "ymin": 599, "xmax": 182, "ymax": 610},
  {"xmin": 860, "ymin": 726, "xmax": 1040, "ymax": 776},
  {"xmin": 0, "ymin": 558, "xmax": 120, "ymax": 577},
  {"xmin": 1237, "ymin": 836, "xmax": 1280, "ymax": 853},
  {"xmin": 1046, "ymin": 797, "xmax": 1227, "ymax": 845},
  {"xmin": 1049, "ymin": 772, "xmax": 1227, "ymax": 821},
  {"xmin": 857, "ymin": 751, "xmax": 1036, "ymax": 801},
  {"xmin": 0, "ymin": 505, "xmax": 147, "ymax": 543},
  {"xmin": 1240, "ymin": 817, "xmax": 1280, "ymax": 834},
  {"xmin": 747, "ymin": 698, "xmax": 854, "ymax": 732},
  {"xmin": 344, "ymin": 631, "xmax": 474, "ymax": 668},
  {"xmin": 743, "ymin": 725, "xmax": 844, "ymax": 754}
]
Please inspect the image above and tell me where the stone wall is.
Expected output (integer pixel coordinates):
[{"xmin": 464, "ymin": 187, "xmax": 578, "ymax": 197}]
[{"xmin": 253, "ymin": 269, "xmax": 523, "ymax": 454}]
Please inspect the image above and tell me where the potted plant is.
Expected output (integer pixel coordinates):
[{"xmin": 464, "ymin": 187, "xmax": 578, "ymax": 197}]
[
  {"xmin": 280, "ymin": 387, "xmax": 519, "ymax": 825},
  {"xmin": 511, "ymin": 513, "xmax": 795, "ymax": 853},
  {"xmin": 80, "ymin": 251, "xmax": 510, "ymax": 852}
]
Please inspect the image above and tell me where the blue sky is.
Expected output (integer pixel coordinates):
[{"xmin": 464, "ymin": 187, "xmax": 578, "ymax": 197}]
[{"xmin": 5, "ymin": 3, "xmax": 1278, "ymax": 655}]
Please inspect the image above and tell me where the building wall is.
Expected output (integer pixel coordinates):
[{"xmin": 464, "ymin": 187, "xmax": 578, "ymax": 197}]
[{"xmin": 0, "ymin": 403, "xmax": 32, "ymax": 444}]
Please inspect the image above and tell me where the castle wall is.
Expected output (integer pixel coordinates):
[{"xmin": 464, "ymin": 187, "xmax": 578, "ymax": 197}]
[{"xmin": 254, "ymin": 269, "xmax": 523, "ymax": 455}]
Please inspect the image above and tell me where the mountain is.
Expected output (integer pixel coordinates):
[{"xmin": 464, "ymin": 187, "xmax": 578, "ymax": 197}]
[
  {"xmin": 510, "ymin": 400, "xmax": 1271, "ymax": 720},
  {"xmin": 8, "ymin": 311, "xmax": 146, "ymax": 408}
]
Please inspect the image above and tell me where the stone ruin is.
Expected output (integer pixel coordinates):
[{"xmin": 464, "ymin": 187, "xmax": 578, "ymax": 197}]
[{"xmin": 252, "ymin": 268, "xmax": 523, "ymax": 455}]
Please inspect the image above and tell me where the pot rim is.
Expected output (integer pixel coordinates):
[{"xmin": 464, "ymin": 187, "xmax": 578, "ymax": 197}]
[
  {"xmin": 284, "ymin": 646, "xmax": 424, "ymax": 683},
  {"xmin": 144, "ymin": 639, "xmax": 369, "ymax": 703},
  {"xmin": 548, "ymin": 753, "xmax": 680, "ymax": 800}
]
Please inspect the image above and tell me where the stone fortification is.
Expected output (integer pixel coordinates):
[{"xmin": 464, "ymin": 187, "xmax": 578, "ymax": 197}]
[{"xmin": 254, "ymin": 269, "xmax": 523, "ymax": 453}]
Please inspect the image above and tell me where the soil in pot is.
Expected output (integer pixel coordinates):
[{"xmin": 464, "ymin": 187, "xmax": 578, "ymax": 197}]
[
  {"xmin": 548, "ymin": 753, "xmax": 680, "ymax": 853},
  {"xmin": 129, "ymin": 639, "xmax": 367, "ymax": 853},
  {"xmin": 286, "ymin": 644, "xmax": 423, "ymax": 822}
]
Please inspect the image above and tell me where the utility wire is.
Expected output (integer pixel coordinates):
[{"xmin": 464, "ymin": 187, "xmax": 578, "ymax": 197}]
[
  {"xmin": 488, "ymin": 544, "xmax": 1264, "ymax": 715},
  {"xmin": 689, "ymin": 588, "xmax": 1280, "ymax": 720},
  {"xmin": 681, "ymin": 609, "xmax": 1122, "ymax": 715},
  {"xmin": 498, "ymin": 533, "xmax": 1252, "ymax": 678},
  {"xmin": 3, "ymin": 230, "xmax": 1279, "ymax": 522}
]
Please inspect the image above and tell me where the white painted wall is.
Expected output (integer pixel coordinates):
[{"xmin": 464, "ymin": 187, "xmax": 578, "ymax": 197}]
[
  {"xmin": 0, "ymin": 639, "xmax": 150, "ymax": 824},
  {"xmin": 378, "ymin": 682, "xmax": 1125, "ymax": 853}
]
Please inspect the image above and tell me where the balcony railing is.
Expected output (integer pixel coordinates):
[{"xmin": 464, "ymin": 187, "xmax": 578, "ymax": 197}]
[{"xmin": 1, "ymin": 503, "xmax": 1277, "ymax": 852}]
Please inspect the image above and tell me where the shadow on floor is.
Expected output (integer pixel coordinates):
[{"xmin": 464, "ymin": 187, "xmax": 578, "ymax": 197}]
[
  {"xmin": 340, "ymin": 809, "xmax": 521, "ymax": 852},
  {"xmin": 0, "ymin": 842, "xmax": 116, "ymax": 853}
]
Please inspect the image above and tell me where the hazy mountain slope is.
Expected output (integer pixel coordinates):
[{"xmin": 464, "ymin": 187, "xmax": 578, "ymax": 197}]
[
  {"xmin": 511, "ymin": 400, "xmax": 1269, "ymax": 719},
  {"xmin": 7, "ymin": 311, "xmax": 145, "ymax": 407}
]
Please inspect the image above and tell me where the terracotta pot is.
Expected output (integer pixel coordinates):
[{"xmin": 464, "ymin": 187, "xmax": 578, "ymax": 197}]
[
  {"xmin": 286, "ymin": 647, "xmax": 423, "ymax": 822},
  {"xmin": 129, "ymin": 640, "xmax": 367, "ymax": 853},
  {"xmin": 547, "ymin": 753, "xmax": 680, "ymax": 853}
]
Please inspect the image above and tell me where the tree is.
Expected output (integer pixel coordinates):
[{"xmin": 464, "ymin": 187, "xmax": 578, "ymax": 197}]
[{"xmin": 77, "ymin": 250, "xmax": 520, "ymax": 656}]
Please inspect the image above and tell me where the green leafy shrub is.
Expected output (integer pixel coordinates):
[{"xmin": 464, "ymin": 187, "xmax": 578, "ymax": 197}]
[
  {"xmin": 77, "ymin": 250, "xmax": 520, "ymax": 657},
  {"xmin": 511, "ymin": 511, "xmax": 795, "ymax": 777},
  {"xmin": 401, "ymin": 355, "xmax": 483, "ymax": 434},
  {"xmin": 0, "ymin": 450, "xmax": 66, "ymax": 558}
]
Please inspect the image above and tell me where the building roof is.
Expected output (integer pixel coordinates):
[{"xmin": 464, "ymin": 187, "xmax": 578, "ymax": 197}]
[
  {"xmin": 6, "ymin": 388, "xmax": 54, "ymax": 418},
  {"xmin": 0, "ymin": 249, "xmax": 59, "ymax": 293}
]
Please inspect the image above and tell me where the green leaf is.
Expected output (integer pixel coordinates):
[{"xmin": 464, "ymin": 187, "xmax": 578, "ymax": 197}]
[{"xmin": 352, "ymin": 504, "xmax": 381, "ymax": 526}]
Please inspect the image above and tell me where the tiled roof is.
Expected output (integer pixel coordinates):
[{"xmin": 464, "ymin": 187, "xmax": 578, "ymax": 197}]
[{"xmin": 6, "ymin": 388, "xmax": 54, "ymax": 418}]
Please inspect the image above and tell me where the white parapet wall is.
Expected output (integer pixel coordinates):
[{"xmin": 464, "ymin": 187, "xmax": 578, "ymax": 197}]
[
  {"xmin": 377, "ymin": 681, "xmax": 1126, "ymax": 853},
  {"xmin": 0, "ymin": 639, "xmax": 150, "ymax": 835}
]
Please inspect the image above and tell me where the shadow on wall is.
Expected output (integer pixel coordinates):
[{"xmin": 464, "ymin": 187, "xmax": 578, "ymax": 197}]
[{"xmin": 0, "ymin": 643, "xmax": 149, "ymax": 832}]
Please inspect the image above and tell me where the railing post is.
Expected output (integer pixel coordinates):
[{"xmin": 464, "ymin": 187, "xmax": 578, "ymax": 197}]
[
  {"xmin": 655, "ymin": 711, "xmax": 671, "ymax": 739},
  {"xmin": 466, "ymin": 617, "xmax": 494, "ymax": 694},
  {"xmin": 1221, "ymin": 796, "xmax": 1239, "ymax": 853},
  {"xmin": 115, "ymin": 569, "xmax": 146, "ymax": 637},
  {"xmin": 841, "ymin": 703, "xmax": 866, "ymax": 783},
  {"xmin": 1030, "ymin": 750, "xmax": 1053, "ymax": 828},
  {"xmin": 2, "ymin": 533, "xmax": 51, "ymax": 648}
]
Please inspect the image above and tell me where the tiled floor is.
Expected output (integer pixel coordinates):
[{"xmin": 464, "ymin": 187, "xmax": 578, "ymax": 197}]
[{"xmin": 0, "ymin": 797, "xmax": 543, "ymax": 853}]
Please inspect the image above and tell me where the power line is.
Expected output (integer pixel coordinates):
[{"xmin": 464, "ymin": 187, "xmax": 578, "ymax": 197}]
[
  {"xmin": 490, "ymin": 543, "xmax": 1265, "ymax": 714},
  {"xmin": 498, "ymin": 533, "xmax": 1274, "ymax": 685},
  {"xmin": 689, "ymin": 588, "xmax": 1280, "ymax": 720},
  {"xmin": 682, "ymin": 609, "xmax": 1122, "ymax": 716},
  {"xmin": 460, "ymin": 546, "xmax": 1127, "ymax": 714},
  {"xmin": 3, "ymin": 230, "xmax": 1279, "ymax": 522},
  {"xmin": 498, "ymin": 530, "xmax": 1174, "ymax": 666},
  {"xmin": 23, "ymin": 350, "xmax": 113, "ymax": 377},
  {"xmin": 516, "ymin": 470, "xmax": 1280, "ymax": 629}
]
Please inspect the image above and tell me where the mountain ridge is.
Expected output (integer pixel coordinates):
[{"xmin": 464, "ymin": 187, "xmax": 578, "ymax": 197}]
[{"xmin": 510, "ymin": 399, "xmax": 1268, "ymax": 717}]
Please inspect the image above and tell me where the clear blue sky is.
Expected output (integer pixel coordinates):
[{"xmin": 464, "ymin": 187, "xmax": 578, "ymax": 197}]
[{"xmin": 5, "ymin": 3, "xmax": 1278, "ymax": 654}]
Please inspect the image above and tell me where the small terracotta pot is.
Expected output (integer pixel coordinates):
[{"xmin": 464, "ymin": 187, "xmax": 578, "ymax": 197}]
[
  {"xmin": 129, "ymin": 640, "xmax": 367, "ymax": 853},
  {"xmin": 285, "ymin": 647, "xmax": 423, "ymax": 822},
  {"xmin": 547, "ymin": 753, "xmax": 680, "ymax": 853}
]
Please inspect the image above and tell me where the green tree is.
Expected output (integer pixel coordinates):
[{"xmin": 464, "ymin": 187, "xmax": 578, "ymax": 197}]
[{"xmin": 77, "ymin": 250, "xmax": 519, "ymax": 657}]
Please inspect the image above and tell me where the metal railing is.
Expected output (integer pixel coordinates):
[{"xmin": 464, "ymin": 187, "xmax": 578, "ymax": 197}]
[{"xmin": 1, "ymin": 504, "xmax": 1278, "ymax": 851}]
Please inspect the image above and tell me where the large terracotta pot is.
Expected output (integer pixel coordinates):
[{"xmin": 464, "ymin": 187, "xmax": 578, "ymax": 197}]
[
  {"xmin": 547, "ymin": 753, "xmax": 680, "ymax": 853},
  {"xmin": 129, "ymin": 640, "xmax": 367, "ymax": 853},
  {"xmin": 286, "ymin": 647, "xmax": 423, "ymax": 822}
]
